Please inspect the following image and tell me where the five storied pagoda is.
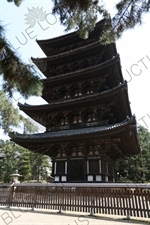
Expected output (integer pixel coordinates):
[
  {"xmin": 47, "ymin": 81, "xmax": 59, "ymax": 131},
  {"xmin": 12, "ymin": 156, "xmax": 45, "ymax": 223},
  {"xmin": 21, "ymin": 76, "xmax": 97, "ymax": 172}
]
[{"xmin": 10, "ymin": 20, "xmax": 140, "ymax": 183}]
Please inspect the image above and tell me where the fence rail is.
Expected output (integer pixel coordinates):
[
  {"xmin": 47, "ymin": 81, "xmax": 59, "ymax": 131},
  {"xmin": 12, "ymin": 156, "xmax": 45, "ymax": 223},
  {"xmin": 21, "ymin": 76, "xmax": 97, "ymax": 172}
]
[{"xmin": 0, "ymin": 183, "xmax": 150, "ymax": 218}]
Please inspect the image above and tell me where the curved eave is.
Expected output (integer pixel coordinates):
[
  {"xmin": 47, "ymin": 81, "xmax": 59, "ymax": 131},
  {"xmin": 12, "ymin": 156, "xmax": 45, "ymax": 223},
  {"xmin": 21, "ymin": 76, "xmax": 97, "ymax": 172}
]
[
  {"xmin": 113, "ymin": 82, "xmax": 132, "ymax": 119},
  {"xmin": 118, "ymin": 125, "xmax": 141, "ymax": 156},
  {"xmin": 36, "ymin": 20, "xmax": 106, "ymax": 55},
  {"xmin": 18, "ymin": 82, "xmax": 127, "ymax": 113},
  {"xmin": 32, "ymin": 40, "xmax": 107, "ymax": 64},
  {"xmin": 41, "ymin": 55, "xmax": 121, "ymax": 86},
  {"xmin": 31, "ymin": 44, "xmax": 107, "ymax": 74},
  {"xmin": 10, "ymin": 116, "xmax": 140, "ymax": 155}
]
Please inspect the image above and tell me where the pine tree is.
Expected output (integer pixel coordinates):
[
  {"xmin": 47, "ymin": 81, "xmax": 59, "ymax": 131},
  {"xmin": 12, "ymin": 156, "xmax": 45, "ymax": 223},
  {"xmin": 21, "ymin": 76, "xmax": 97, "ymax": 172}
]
[
  {"xmin": 30, "ymin": 152, "xmax": 51, "ymax": 181},
  {"xmin": 116, "ymin": 125, "xmax": 150, "ymax": 183},
  {"xmin": 52, "ymin": 0, "xmax": 150, "ymax": 43},
  {"xmin": 0, "ymin": 140, "xmax": 51, "ymax": 183},
  {"xmin": 137, "ymin": 125, "xmax": 150, "ymax": 181},
  {"xmin": 0, "ymin": 140, "xmax": 18, "ymax": 182},
  {"xmin": 6, "ymin": 0, "xmax": 22, "ymax": 7},
  {"xmin": 0, "ymin": 0, "xmax": 43, "ymax": 133},
  {"xmin": 0, "ymin": 90, "xmax": 38, "ymax": 133},
  {"xmin": 0, "ymin": 24, "xmax": 43, "ymax": 98},
  {"xmin": 110, "ymin": 0, "xmax": 150, "ymax": 43},
  {"xmin": 52, "ymin": 0, "xmax": 109, "ymax": 39},
  {"xmin": 5, "ymin": 0, "xmax": 150, "ymax": 43},
  {"xmin": 18, "ymin": 150, "xmax": 31, "ymax": 181}
]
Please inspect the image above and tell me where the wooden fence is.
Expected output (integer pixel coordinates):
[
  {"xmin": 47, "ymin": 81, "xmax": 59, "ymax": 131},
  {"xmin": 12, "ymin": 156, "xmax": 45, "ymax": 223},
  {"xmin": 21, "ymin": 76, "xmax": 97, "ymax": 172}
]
[{"xmin": 0, "ymin": 183, "xmax": 150, "ymax": 218}]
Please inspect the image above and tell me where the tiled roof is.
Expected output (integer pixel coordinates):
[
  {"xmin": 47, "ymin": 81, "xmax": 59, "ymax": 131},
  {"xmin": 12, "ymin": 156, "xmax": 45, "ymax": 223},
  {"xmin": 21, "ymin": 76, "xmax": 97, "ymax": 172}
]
[
  {"xmin": 18, "ymin": 81, "xmax": 127, "ymax": 111},
  {"xmin": 41, "ymin": 54, "xmax": 121, "ymax": 83},
  {"xmin": 36, "ymin": 19, "xmax": 105, "ymax": 44},
  {"xmin": 32, "ymin": 40, "xmax": 106, "ymax": 62},
  {"xmin": 10, "ymin": 116, "xmax": 136, "ymax": 141}
]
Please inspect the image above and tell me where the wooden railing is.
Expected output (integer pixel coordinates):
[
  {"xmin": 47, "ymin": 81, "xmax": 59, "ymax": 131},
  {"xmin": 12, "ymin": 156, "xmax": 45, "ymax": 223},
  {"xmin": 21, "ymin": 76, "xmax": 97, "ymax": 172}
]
[{"xmin": 0, "ymin": 183, "xmax": 150, "ymax": 218}]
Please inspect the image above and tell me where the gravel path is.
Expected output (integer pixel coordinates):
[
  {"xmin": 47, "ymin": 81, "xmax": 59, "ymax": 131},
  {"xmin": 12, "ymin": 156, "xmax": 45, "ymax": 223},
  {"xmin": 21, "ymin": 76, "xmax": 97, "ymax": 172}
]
[{"xmin": 0, "ymin": 207, "xmax": 149, "ymax": 225}]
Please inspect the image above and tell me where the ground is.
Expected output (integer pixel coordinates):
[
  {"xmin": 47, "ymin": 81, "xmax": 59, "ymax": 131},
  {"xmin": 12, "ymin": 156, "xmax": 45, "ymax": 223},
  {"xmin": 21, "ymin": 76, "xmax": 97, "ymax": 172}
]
[{"xmin": 0, "ymin": 207, "xmax": 149, "ymax": 225}]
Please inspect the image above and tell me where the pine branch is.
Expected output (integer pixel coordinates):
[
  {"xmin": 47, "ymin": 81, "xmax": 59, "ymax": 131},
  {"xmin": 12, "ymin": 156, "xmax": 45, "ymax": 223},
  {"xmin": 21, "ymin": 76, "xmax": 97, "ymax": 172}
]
[
  {"xmin": 52, "ymin": 0, "xmax": 109, "ymax": 39},
  {"xmin": 112, "ymin": 0, "xmax": 150, "ymax": 39},
  {"xmin": 7, "ymin": 0, "xmax": 22, "ymax": 7},
  {"xmin": 0, "ymin": 90, "xmax": 20, "ymax": 133},
  {"xmin": 0, "ymin": 25, "xmax": 43, "ymax": 98},
  {"xmin": 0, "ymin": 90, "xmax": 38, "ymax": 133}
]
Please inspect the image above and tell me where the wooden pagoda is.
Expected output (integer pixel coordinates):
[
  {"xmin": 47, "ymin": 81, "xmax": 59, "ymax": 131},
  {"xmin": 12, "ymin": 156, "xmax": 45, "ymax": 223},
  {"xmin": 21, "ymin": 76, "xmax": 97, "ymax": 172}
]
[{"xmin": 10, "ymin": 20, "xmax": 140, "ymax": 183}]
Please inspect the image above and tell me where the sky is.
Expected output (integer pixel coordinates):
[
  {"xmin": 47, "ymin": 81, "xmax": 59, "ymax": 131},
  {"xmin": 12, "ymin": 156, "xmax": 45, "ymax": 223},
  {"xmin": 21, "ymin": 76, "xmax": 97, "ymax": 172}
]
[{"xmin": 1, "ymin": 0, "xmax": 150, "ymax": 138}]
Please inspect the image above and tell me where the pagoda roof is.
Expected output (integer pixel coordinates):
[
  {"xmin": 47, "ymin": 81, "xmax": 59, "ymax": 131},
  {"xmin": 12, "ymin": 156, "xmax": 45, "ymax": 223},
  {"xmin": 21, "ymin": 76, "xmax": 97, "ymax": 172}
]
[
  {"xmin": 36, "ymin": 20, "xmax": 106, "ymax": 56},
  {"xmin": 17, "ymin": 82, "xmax": 131, "ymax": 127},
  {"xmin": 33, "ymin": 40, "xmax": 105, "ymax": 62},
  {"xmin": 33, "ymin": 54, "xmax": 124, "ymax": 85},
  {"xmin": 9, "ymin": 116, "xmax": 140, "ymax": 156},
  {"xmin": 41, "ymin": 54, "xmax": 123, "ymax": 85},
  {"xmin": 18, "ymin": 81, "xmax": 130, "ymax": 114},
  {"xmin": 32, "ymin": 40, "xmax": 115, "ymax": 67}
]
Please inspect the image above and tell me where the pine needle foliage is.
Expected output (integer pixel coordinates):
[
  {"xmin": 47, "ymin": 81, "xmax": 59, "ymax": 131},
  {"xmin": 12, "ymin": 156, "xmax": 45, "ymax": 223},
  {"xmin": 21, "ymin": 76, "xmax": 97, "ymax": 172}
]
[
  {"xmin": 0, "ymin": 1, "xmax": 43, "ymax": 133},
  {"xmin": 0, "ymin": 90, "xmax": 38, "ymax": 133},
  {"xmin": 112, "ymin": 0, "xmax": 150, "ymax": 40},
  {"xmin": 116, "ymin": 125, "xmax": 150, "ymax": 183},
  {"xmin": 6, "ymin": 0, "xmax": 22, "ymax": 7},
  {"xmin": 1, "ymin": 0, "xmax": 43, "ymax": 98},
  {"xmin": 52, "ymin": 0, "xmax": 110, "ymax": 39},
  {"xmin": 0, "ymin": 140, "xmax": 51, "ymax": 182},
  {"xmin": 0, "ymin": 90, "xmax": 20, "ymax": 133},
  {"xmin": 0, "ymin": 34, "xmax": 43, "ymax": 98},
  {"xmin": 5, "ymin": 0, "xmax": 150, "ymax": 43},
  {"xmin": 52, "ymin": 0, "xmax": 150, "ymax": 43}
]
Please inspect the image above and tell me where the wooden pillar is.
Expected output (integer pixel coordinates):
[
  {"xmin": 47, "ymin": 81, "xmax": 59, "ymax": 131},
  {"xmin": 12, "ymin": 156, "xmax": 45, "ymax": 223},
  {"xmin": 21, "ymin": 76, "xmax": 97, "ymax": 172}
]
[
  {"xmin": 101, "ymin": 155, "xmax": 106, "ymax": 182},
  {"xmin": 51, "ymin": 159, "xmax": 55, "ymax": 177},
  {"xmin": 83, "ymin": 157, "xmax": 87, "ymax": 181},
  {"xmin": 67, "ymin": 158, "xmax": 70, "ymax": 181}
]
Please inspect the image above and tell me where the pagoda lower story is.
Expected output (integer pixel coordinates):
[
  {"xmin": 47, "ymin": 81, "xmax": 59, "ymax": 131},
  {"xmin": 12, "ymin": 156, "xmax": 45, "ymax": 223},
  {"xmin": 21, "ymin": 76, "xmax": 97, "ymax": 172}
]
[
  {"xmin": 10, "ymin": 116, "xmax": 139, "ymax": 183},
  {"xmin": 52, "ymin": 141, "xmax": 116, "ymax": 182},
  {"xmin": 53, "ymin": 154, "xmax": 115, "ymax": 183}
]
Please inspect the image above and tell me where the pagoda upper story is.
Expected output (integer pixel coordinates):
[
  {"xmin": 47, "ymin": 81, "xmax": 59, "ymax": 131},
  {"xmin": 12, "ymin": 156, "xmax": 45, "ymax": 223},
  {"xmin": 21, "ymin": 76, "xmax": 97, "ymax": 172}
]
[
  {"xmin": 20, "ymin": 21, "xmax": 130, "ymax": 133},
  {"xmin": 10, "ymin": 20, "xmax": 140, "ymax": 183}
]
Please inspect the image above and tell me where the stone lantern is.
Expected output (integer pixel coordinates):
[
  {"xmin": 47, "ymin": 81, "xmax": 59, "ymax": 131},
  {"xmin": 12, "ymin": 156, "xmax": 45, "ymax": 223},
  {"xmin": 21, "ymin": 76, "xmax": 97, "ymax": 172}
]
[{"xmin": 10, "ymin": 170, "xmax": 22, "ymax": 183}]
